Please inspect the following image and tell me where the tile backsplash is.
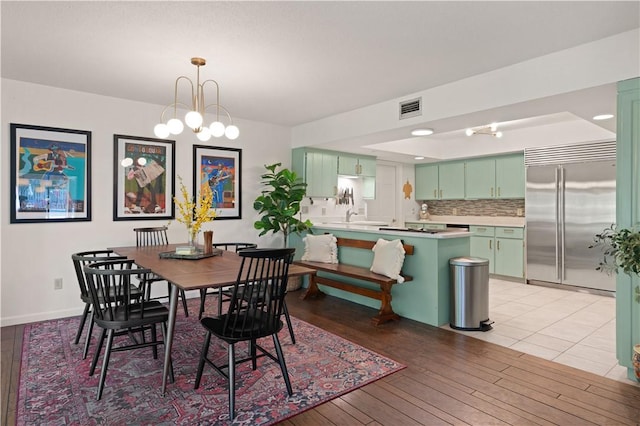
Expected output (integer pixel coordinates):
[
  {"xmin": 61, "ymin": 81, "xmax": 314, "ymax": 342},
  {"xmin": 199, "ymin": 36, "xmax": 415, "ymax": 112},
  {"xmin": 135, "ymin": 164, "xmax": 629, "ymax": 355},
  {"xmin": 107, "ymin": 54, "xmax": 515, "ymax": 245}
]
[{"xmin": 423, "ymin": 199, "xmax": 525, "ymax": 217}]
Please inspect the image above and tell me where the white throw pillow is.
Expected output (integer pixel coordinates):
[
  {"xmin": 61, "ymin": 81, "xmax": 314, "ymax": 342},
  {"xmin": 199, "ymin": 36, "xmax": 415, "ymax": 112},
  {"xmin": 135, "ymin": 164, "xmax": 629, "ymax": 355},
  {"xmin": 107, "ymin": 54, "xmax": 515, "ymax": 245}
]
[
  {"xmin": 370, "ymin": 238, "xmax": 406, "ymax": 283},
  {"xmin": 301, "ymin": 234, "xmax": 338, "ymax": 264}
]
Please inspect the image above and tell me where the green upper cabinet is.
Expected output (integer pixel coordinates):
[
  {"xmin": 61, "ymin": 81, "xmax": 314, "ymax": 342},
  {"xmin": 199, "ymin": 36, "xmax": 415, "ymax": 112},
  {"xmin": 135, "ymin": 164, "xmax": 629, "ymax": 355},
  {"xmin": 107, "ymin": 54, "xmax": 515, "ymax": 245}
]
[
  {"xmin": 292, "ymin": 148, "xmax": 338, "ymax": 198},
  {"xmin": 464, "ymin": 154, "xmax": 524, "ymax": 199},
  {"xmin": 337, "ymin": 154, "xmax": 376, "ymax": 177},
  {"xmin": 465, "ymin": 158, "xmax": 496, "ymax": 199},
  {"xmin": 415, "ymin": 164, "xmax": 439, "ymax": 200},
  {"xmin": 438, "ymin": 161, "xmax": 465, "ymax": 199},
  {"xmin": 495, "ymin": 154, "xmax": 525, "ymax": 198}
]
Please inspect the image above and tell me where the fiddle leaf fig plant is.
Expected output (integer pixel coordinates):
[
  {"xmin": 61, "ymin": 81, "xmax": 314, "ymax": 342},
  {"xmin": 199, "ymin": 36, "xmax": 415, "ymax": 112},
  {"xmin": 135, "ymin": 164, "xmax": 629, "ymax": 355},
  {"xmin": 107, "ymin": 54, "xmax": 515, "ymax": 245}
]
[
  {"xmin": 253, "ymin": 163, "xmax": 313, "ymax": 247},
  {"xmin": 591, "ymin": 224, "xmax": 640, "ymax": 303}
]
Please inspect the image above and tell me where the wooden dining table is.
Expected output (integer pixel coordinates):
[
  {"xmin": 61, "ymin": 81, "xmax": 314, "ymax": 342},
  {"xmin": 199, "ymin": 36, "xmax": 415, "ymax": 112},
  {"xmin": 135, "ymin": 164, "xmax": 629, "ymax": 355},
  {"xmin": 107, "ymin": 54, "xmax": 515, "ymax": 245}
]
[{"xmin": 110, "ymin": 243, "xmax": 317, "ymax": 395}]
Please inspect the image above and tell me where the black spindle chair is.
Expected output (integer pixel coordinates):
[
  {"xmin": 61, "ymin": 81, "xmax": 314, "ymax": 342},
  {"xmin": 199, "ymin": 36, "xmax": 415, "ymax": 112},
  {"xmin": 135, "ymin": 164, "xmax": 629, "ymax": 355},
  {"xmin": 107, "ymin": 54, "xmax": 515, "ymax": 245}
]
[
  {"xmin": 71, "ymin": 249, "xmax": 135, "ymax": 359},
  {"xmin": 134, "ymin": 226, "xmax": 189, "ymax": 317},
  {"xmin": 83, "ymin": 259, "xmax": 174, "ymax": 400},
  {"xmin": 194, "ymin": 248, "xmax": 295, "ymax": 420}
]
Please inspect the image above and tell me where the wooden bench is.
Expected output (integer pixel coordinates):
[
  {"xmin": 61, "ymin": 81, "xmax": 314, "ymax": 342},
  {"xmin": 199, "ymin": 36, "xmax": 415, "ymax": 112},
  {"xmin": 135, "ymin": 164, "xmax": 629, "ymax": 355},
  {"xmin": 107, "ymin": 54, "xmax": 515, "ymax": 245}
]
[{"xmin": 295, "ymin": 237, "xmax": 414, "ymax": 325}]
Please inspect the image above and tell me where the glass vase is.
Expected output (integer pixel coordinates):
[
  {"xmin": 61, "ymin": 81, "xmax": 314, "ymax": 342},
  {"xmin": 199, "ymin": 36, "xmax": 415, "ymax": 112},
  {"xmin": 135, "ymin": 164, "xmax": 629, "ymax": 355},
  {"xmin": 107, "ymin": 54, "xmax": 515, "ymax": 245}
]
[{"xmin": 187, "ymin": 229, "xmax": 197, "ymax": 249}]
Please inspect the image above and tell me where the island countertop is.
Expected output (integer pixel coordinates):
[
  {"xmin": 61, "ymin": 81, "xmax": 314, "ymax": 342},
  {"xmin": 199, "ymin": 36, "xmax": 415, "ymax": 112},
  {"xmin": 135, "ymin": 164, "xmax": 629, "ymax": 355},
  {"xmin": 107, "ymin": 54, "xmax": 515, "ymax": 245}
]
[{"xmin": 312, "ymin": 223, "xmax": 471, "ymax": 239}]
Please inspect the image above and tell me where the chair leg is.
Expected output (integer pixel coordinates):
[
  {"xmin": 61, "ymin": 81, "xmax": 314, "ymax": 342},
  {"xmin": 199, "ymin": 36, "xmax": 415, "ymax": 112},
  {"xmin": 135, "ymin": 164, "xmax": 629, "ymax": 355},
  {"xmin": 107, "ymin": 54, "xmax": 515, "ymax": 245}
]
[
  {"xmin": 198, "ymin": 289, "xmax": 207, "ymax": 320},
  {"xmin": 151, "ymin": 324, "xmax": 158, "ymax": 359},
  {"xmin": 180, "ymin": 290, "xmax": 189, "ymax": 317},
  {"xmin": 96, "ymin": 329, "xmax": 115, "ymax": 400},
  {"xmin": 228, "ymin": 343, "xmax": 236, "ymax": 420},
  {"xmin": 74, "ymin": 303, "xmax": 91, "ymax": 344},
  {"xmin": 272, "ymin": 333, "xmax": 293, "ymax": 396},
  {"xmin": 250, "ymin": 339, "xmax": 257, "ymax": 370},
  {"xmin": 194, "ymin": 331, "xmax": 212, "ymax": 389},
  {"xmin": 217, "ymin": 288, "xmax": 223, "ymax": 316},
  {"xmin": 282, "ymin": 301, "xmax": 296, "ymax": 344},
  {"xmin": 89, "ymin": 328, "xmax": 107, "ymax": 376},
  {"xmin": 82, "ymin": 309, "xmax": 95, "ymax": 359}
]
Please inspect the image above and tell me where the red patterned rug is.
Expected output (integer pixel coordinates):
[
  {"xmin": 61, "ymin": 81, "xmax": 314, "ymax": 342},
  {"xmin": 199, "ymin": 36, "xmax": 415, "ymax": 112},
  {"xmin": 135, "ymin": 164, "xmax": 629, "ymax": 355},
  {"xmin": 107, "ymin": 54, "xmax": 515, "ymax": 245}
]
[{"xmin": 16, "ymin": 298, "xmax": 404, "ymax": 425}]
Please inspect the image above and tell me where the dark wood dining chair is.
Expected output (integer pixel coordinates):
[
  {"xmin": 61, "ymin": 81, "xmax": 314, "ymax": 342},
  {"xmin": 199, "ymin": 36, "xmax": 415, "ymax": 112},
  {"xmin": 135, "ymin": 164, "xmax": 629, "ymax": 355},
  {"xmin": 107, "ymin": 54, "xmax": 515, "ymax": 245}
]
[
  {"xmin": 83, "ymin": 258, "xmax": 174, "ymax": 400},
  {"xmin": 134, "ymin": 226, "xmax": 189, "ymax": 317},
  {"xmin": 198, "ymin": 242, "xmax": 257, "ymax": 319},
  {"xmin": 71, "ymin": 249, "xmax": 135, "ymax": 359},
  {"xmin": 194, "ymin": 248, "xmax": 296, "ymax": 420}
]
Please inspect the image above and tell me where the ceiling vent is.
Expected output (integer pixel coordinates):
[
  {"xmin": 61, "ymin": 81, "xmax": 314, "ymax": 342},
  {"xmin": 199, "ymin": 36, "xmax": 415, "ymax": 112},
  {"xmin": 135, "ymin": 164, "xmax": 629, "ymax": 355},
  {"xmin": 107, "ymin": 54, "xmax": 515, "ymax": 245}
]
[{"xmin": 399, "ymin": 97, "xmax": 422, "ymax": 120}]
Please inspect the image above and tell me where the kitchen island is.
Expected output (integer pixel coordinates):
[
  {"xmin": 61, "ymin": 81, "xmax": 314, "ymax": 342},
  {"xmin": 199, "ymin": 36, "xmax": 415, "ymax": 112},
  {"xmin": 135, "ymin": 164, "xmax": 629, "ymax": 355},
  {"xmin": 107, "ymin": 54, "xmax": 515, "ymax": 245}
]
[{"xmin": 289, "ymin": 224, "xmax": 470, "ymax": 327}]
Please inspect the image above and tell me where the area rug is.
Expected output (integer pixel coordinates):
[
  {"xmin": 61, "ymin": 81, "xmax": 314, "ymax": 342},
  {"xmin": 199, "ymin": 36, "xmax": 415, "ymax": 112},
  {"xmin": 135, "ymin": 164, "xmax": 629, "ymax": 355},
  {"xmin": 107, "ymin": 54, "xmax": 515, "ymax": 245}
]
[{"xmin": 16, "ymin": 298, "xmax": 405, "ymax": 425}]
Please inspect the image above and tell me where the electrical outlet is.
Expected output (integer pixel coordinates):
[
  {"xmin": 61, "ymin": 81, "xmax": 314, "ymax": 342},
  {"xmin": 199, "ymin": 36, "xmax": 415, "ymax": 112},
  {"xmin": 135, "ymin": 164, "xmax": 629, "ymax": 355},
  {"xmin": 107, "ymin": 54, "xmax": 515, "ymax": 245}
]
[
  {"xmin": 321, "ymin": 207, "xmax": 326, "ymax": 216},
  {"xmin": 452, "ymin": 208, "xmax": 458, "ymax": 215},
  {"xmin": 301, "ymin": 206, "xmax": 309, "ymax": 214},
  {"xmin": 54, "ymin": 278, "xmax": 63, "ymax": 290},
  {"xmin": 517, "ymin": 208, "xmax": 523, "ymax": 216}
]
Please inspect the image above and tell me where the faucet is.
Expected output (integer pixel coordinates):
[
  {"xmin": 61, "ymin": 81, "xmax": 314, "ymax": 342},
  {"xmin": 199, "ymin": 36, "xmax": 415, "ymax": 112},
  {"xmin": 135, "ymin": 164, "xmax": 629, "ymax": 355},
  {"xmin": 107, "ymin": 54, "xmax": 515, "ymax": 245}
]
[{"xmin": 345, "ymin": 209, "xmax": 357, "ymax": 222}]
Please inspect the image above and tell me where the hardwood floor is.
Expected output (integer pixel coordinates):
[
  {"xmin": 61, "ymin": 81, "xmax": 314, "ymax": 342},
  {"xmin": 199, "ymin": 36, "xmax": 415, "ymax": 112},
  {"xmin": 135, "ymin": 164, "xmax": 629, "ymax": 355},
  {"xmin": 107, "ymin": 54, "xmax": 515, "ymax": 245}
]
[{"xmin": 3, "ymin": 293, "xmax": 640, "ymax": 425}]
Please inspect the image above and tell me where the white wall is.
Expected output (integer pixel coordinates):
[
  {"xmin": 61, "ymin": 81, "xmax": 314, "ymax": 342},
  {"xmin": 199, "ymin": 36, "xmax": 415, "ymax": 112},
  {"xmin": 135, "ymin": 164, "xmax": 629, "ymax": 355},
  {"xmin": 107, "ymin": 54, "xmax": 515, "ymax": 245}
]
[{"xmin": 1, "ymin": 79, "xmax": 292, "ymax": 326}]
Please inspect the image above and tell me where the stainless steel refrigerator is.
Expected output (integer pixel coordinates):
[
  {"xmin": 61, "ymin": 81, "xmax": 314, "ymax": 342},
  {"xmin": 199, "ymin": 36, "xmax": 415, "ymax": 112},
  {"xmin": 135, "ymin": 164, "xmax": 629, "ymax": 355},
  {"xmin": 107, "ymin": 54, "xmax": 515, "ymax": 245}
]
[{"xmin": 525, "ymin": 141, "xmax": 616, "ymax": 292}]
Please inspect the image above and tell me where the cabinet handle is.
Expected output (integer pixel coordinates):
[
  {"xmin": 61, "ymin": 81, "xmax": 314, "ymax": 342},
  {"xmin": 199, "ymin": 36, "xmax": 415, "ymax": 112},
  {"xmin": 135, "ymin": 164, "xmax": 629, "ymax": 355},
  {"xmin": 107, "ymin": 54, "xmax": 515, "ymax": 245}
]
[
  {"xmin": 497, "ymin": 241, "xmax": 500, "ymax": 250},
  {"xmin": 503, "ymin": 229, "xmax": 514, "ymax": 233},
  {"xmin": 497, "ymin": 187, "xmax": 501, "ymax": 197},
  {"xmin": 333, "ymin": 186, "xmax": 337, "ymax": 196},
  {"xmin": 434, "ymin": 189, "xmax": 437, "ymax": 198},
  {"xmin": 489, "ymin": 240, "xmax": 492, "ymax": 250},
  {"xmin": 478, "ymin": 227, "xmax": 486, "ymax": 231},
  {"xmin": 439, "ymin": 189, "xmax": 443, "ymax": 198},
  {"xmin": 491, "ymin": 187, "xmax": 494, "ymax": 197}
]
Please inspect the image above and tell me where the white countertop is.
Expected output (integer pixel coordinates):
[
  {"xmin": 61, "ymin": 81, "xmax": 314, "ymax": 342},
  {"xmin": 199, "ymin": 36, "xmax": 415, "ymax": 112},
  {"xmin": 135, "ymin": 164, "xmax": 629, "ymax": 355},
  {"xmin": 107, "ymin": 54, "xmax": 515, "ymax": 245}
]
[
  {"xmin": 313, "ymin": 223, "xmax": 471, "ymax": 239},
  {"xmin": 406, "ymin": 215, "xmax": 525, "ymax": 228}
]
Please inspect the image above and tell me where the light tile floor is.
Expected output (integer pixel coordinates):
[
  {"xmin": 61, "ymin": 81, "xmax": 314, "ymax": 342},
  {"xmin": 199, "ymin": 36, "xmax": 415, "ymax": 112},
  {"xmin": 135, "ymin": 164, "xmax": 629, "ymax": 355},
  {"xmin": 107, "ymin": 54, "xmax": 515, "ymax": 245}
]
[{"xmin": 442, "ymin": 278, "xmax": 640, "ymax": 386}]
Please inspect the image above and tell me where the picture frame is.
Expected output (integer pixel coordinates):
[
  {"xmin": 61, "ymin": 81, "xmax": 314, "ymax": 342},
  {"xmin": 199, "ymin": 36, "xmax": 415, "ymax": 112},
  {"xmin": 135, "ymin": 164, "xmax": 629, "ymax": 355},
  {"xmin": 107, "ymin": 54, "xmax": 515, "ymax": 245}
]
[
  {"xmin": 113, "ymin": 134, "xmax": 175, "ymax": 221},
  {"xmin": 10, "ymin": 123, "xmax": 92, "ymax": 223},
  {"xmin": 193, "ymin": 145, "xmax": 242, "ymax": 220}
]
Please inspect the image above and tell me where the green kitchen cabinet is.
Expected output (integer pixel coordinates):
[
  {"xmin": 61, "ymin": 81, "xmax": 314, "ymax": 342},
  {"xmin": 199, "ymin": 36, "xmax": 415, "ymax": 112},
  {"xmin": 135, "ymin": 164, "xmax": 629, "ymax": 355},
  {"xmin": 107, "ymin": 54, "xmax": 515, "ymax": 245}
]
[
  {"xmin": 438, "ymin": 161, "xmax": 465, "ymax": 199},
  {"xmin": 415, "ymin": 164, "xmax": 439, "ymax": 200},
  {"xmin": 465, "ymin": 158, "xmax": 496, "ymax": 199},
  {"xmin": 495, "ymin": 154, "xmax": 525, "ymax": 198},
  {"xmin": 470, "ymin": 225, "xmax": 524, "ymax": 278},
  {"xmin": 292, "ymin": 148, "xmax": 338, "ymax": 198},
  {"xmin": 469, "ymin": 226, "xmax": 495, "ymax": 273},
  {"xmin": 338, "ymin": 154, "xmax": 376, "ymax": 177}
]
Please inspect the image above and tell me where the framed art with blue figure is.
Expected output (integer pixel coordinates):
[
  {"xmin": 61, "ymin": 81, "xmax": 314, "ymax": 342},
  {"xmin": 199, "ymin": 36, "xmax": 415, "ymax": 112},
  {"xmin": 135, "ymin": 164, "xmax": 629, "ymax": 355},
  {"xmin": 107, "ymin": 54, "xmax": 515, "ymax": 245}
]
[
  {"xmin": 113, "ymin": 134, "xmax": 175, "ymax": 221},
  {"xmin": 10, "ymin": 123, "xmax": 91, "ymax": 223},
  {"xmin": 193, "ymin": 145, "xmax": 242, "ymax": 219}
]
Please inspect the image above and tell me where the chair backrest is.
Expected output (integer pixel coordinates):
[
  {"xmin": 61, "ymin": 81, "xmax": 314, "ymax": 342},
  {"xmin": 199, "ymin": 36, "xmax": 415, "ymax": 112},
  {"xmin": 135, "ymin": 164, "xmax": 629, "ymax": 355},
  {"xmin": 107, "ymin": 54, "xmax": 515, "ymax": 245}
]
[
  {"xmin": 72, "ymin": 250, "xmax": 127, "ymax": 300},
  {"xmin": 134, "ymin": 226, "xmax": 169, "ymax": 247},
  {"xmin": 223, "ymin": 248, "xmax": 295, "ymax": 338},
  {"xmin": 83, "ymin": 259, "xmax": 154, "ymax": 326},
  {"xmin": 212, "ymin": 242, "xmax": 258, "ymax": 252}
]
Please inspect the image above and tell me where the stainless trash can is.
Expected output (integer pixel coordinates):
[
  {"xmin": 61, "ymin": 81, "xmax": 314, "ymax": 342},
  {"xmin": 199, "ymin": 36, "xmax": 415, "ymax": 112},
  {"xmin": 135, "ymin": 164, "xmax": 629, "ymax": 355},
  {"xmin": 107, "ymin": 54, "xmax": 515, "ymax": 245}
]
[{"xmin": 449, "ymin": 257, "xmax": 492, "ymax": 331}]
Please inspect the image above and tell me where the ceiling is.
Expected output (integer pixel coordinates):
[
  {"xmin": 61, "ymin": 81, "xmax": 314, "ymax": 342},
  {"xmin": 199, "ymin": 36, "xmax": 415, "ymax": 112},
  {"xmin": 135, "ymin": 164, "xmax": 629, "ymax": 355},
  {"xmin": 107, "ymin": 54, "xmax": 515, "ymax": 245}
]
[{"xmin": 2, "ymin": 1, "xmax": 639, "ymax": 162}]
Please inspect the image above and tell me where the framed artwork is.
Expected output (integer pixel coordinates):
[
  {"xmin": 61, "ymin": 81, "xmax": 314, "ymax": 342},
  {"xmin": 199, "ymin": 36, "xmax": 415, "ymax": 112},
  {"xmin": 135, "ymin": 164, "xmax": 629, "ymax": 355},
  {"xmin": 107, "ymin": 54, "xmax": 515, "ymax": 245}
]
[
  {"xmin": 113, "ymin": 134, "xmax": 175, "ymax": 221},
  {"xmin": 10, "ymin": 123, "xmax": 91, "ymax": 223},
  {"xmin": 193, "ymin": 145, "xmax": 242, "ymax": 220}
]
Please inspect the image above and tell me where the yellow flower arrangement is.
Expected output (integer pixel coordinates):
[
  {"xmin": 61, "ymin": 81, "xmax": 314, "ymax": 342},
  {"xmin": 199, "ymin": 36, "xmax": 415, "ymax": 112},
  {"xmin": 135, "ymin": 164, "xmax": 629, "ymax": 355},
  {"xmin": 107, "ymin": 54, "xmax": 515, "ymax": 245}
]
[{"xmin": 174, "ymin": 176, "xmax": 217, "ymax": 244}]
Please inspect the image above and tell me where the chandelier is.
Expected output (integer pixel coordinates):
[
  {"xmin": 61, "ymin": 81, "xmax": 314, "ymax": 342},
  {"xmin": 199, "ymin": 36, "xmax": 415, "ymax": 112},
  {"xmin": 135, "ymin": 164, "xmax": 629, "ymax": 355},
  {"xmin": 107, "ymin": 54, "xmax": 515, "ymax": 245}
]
[
  {"xmin": 153, "ymin": 57, "xmax": 239, "ymax": 141},
  {"xmin": 465, "ymin": 123, "xmax": 502, "ymax": 138}
]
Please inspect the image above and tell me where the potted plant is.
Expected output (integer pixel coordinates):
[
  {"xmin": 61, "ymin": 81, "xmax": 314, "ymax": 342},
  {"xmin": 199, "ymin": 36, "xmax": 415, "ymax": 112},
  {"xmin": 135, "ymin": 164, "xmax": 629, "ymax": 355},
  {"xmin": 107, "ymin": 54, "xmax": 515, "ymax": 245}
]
[
  {"xmin": 253, "ymin": 163, "xmax": 313, "ymax": 291},
  {"xmin": 591, "ymin": 224, "xmax": 640, "ymax": 380}
]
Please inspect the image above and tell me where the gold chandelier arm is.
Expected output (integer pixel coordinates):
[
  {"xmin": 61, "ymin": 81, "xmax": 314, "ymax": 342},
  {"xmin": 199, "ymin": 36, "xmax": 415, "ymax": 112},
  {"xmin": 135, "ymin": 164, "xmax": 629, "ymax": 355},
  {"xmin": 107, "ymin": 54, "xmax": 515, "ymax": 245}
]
[
  {"xmin": 174, "ymin": 75, "xmax": 196, "ymax": 114},
  {"xmin": 204, "ymin": 103, "xmax": 233, "ymax": 124},
  {"xmin": 159, "ymin": 102, "xmax": 191, "ymax": 122},
  {"xmin": 201, "ymin": 79, "xmax": 221, "ymax": 120}
]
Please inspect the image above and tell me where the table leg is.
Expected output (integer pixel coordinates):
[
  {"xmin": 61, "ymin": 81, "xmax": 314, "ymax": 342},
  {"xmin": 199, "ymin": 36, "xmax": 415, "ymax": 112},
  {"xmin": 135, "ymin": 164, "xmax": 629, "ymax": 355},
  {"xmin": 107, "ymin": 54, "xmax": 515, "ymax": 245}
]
[{"xmin": 162, "ymin": 283, "xmax": 178, "ymax": 396}]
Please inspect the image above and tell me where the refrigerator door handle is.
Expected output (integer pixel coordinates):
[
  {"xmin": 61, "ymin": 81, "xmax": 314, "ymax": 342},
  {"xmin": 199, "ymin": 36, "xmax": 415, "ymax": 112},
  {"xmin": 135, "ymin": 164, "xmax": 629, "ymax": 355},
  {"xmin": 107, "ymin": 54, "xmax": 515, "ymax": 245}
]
[
  {"xmin": 559, "ymin": 166, "xmax": 566, "ymax": 282},
  {"xmin": 555, "ymin": 167, "xmax": 560, "ymax": 281}
]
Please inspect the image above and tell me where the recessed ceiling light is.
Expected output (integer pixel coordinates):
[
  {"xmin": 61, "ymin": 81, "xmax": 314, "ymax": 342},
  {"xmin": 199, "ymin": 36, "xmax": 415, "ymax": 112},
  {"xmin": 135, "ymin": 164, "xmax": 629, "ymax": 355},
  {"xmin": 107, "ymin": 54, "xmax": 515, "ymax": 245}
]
[
  {"xmin": 593, "ymin": 114, "xmax": 614, "ymax": 121},
  {"xmin": 414, "ymin": 156, "xmax": 425, "ymax": 160},
  {"xmin": 411, "ymin": 128, "xmax": 434, "ymax": 136}
]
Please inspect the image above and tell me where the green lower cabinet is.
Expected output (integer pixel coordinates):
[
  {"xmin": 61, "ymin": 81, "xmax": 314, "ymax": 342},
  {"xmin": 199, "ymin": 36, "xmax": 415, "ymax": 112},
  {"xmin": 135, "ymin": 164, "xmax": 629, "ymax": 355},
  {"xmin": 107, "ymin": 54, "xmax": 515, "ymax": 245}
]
[
  {"xmin": 495, "ymin": 237, "xmax": 524, "ymax": 278},
  {"xmin": 469, "ymin": 225, "xmax": 524, "ymax": 278}
]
